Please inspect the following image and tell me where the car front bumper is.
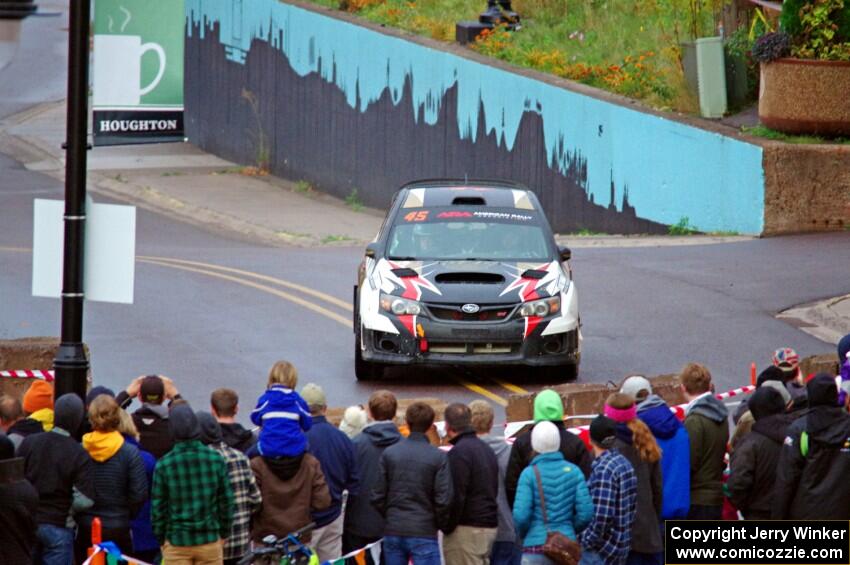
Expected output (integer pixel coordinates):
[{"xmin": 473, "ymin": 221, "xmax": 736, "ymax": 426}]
[{"xmin": 361, "ymin": 320, "xmax": 580, "ymax": 367}]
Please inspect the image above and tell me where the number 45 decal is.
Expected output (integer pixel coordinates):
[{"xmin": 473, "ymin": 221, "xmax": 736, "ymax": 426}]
[{"xmin": 404, "ymin": 211, "xmax": 429, "ymax": 222}]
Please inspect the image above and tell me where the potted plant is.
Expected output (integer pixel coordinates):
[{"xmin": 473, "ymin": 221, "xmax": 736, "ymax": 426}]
[{"xmin": 755, "ymin": 0, "xmax": 850, "ymax": 136}]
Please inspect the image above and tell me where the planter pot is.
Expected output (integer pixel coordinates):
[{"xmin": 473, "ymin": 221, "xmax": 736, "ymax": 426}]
[
  {"xmin": 759, "ymin": 58, "xmax": 850, "ymax": 136},
  {"xmin": 681, "ymin": 37, "xmax": 728, "ymax": 118}
]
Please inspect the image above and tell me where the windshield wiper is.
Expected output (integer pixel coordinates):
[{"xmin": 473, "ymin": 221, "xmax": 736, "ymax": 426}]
[{"xmin": 387, "ymin": 256, "xmax": 418, "ymax": 261}]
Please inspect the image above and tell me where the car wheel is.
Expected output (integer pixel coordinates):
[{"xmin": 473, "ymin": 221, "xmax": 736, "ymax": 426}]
[{"xmin": 355, "ymin": 324, "xmax": 383, "ymax": 381}]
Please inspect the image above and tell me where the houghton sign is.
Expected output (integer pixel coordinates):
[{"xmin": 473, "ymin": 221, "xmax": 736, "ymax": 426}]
[{"xmin": 92, "ymin": 0, "xmax": 185, "ymax": 145}]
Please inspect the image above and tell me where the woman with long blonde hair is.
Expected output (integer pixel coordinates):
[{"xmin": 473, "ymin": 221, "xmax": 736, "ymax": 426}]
[{"xmin": 604, "ymin": 393, "xmax": 663, "ymax": 565}]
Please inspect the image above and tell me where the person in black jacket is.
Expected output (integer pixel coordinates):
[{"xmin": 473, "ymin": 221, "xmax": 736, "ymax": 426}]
[
  {"xmin": 505, "ymin": 389, "xmax": 592, "ymax": 507},
  {"xmin": 115, "ymin": 375, "xmax": 183, "ymax": 459},
  {"xmin": 443, "ymin": 403, "xmax": 498, "ymax": 565},
  {"xmin": 727, "ymin": 387, "xmax": 791, "ymax": 519},
  {"xmin": 773, "ymin": 373, "xmax": 850, "ymax": 519},
  {"xmin": 605, "ymin": 393, "xmax": 663, "ymax": 565},
  {"xmin": 372, "ymin": 402, "xmax": 453, "ymax": 565},
  {"xmin": 343, "ymin": 390, "xmax": 402, "ymax": 560},
  {"xmin": 0, "ymin": 432, "xmax": 39, "ymax": 565},
  {"xmin": 211, "ymin": 387, "xmax": 257, "ymax": 453},
  {"xmin": 19, "ymin": 393, "xmax": 96, "ymax": 565},
  {"xmin": 76, "ymin": 395, "xmax": 149, "ymax": 560}
]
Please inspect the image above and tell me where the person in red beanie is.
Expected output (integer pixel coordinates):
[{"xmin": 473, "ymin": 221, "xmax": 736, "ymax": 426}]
[{"xmin": 22, "ymin": 380, "xmax": 55, "ymax": 433}]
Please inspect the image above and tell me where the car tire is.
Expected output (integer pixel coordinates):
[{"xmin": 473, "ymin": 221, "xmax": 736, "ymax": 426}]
[{"xmin": 355, "ymin": 323, "xmax": 383, "ymax": 381}]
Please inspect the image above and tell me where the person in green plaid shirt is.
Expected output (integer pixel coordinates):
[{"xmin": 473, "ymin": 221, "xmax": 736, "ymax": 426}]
[
  {"xmin": 198, "ymin": 411, "xmax": 262, "ymax": 565},
  {"xmin": 152, "ymin": 404, "xmax": 234, "ymax": 564}
]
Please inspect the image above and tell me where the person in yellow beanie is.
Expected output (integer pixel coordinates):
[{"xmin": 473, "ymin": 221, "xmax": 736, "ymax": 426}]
[{"xmin": 22, "ymin": 380, "xmax": 54, "ymax": 432}]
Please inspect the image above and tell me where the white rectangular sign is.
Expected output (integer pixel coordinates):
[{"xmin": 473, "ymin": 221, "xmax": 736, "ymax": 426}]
[{"xmin": 32, "ymin": 198, "xmax": 136, "ymax": 304}]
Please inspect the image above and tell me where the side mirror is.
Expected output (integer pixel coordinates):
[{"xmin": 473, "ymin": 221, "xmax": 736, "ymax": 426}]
[
  {"xmin": 558, "ymin": 245, "xmax": 571, "ymax": 262},
  {"xmin": 365, "ymin": 243, "xmax": 379, "ymax": 258}
]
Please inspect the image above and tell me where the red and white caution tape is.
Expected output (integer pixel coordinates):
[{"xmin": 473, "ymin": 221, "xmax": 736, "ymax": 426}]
[
  {"xmin": 503, "ymin": 384, "xmax": 756, "ymax": 441},
  {"xmin": 0, "ymin": 370, "xmax": 54, "ymax": 382}
]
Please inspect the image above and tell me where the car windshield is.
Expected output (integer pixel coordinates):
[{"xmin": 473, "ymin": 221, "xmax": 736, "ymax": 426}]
[{"xmin": 387, "ymin": 212, "xmax": 550, "ymax": 261}]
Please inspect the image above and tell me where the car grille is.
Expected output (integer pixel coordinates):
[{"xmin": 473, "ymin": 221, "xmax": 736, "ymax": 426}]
[
  {"xmin": 425, "ymin": 303, "xmax": 515, "ymax": 323},
  {"xmin": 429, "ymin": 342, "xmax": 517, "ymax": 354}
]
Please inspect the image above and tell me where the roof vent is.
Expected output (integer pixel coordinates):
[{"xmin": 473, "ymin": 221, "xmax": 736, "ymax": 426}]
[{"xmin": 451, "ymin": 196, "xmax": 486, "ymax": 206}]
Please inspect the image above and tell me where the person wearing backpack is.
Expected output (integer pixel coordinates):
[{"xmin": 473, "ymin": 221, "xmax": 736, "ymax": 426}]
[
  {"xmin": 512, "ymin": 421, "xmax": 593, "ymax": 564},
  {"xmin": 772, "ymin": 373, "xmax": 850, "ymax": 519}
]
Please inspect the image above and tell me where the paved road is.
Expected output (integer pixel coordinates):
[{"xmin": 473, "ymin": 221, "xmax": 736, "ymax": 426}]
[
  {"xmin": 2, "ymin": 152, "xmax": 849, "ymax": 422},
  {"xmin": 0, "ymin": 1, "xmax": 68, "ymax": 120},
  {"xmin": 1, "ymin": 3, "xmax": 849, "ymax": 423}
]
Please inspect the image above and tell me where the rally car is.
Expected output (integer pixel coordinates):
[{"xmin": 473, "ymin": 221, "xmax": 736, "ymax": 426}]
[{"xmin": 354, "ymin": 179, "xmax": 580, "ymax": 380}]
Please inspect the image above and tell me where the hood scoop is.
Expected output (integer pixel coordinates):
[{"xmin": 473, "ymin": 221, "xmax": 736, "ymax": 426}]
[
  {"xmin": 391, "ymin": 268, "xmax": 419, "ymax": 278},
  {"xmin": 435, "ymin": 272, "xmax": 505, "ymax": 284},
  {"xmin": 521, "ymin": 269, "xmax": 548, "ymax": 279}
]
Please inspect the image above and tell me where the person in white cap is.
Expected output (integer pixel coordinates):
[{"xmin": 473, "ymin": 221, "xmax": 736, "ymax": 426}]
[
  {"xmin": 512, "ymin": 421, "xmax": 592, "ymax": 564},
  {"xmin": 619, "ymin": 375, "xmax": 690, "ymax": 522}
]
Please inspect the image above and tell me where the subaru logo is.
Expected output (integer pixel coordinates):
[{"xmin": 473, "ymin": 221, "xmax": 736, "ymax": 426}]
[{"xmin": 461, "ymin": 304, "xmax": 480, "ymax": 314}]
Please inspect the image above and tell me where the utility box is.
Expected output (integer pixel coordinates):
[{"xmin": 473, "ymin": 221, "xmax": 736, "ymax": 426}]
[{"xmin": 695, "ymin": 36, "xmax": 728, "ymax": 118}]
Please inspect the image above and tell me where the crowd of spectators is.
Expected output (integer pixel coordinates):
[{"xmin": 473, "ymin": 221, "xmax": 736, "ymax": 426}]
[{"xmin": 0, "ymin": 335, "xmax": 849, "ymax": 565}]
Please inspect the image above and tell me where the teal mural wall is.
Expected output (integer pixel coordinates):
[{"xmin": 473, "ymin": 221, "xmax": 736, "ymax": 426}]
[{"xmin": 186, "ymin": 0, "xmax": 765, "ymax": 234}]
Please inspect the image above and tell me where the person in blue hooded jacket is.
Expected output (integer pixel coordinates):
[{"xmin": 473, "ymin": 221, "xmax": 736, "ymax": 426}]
[
  {"xmin": 513, "ymin": 421, "xmax": 593, "ymax": 564},
  {"xmin": 620, "ymin": 376, "xmax": 690, "ymax": 520}
]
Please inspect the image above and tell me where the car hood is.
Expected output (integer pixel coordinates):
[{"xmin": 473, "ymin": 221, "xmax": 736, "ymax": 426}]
[{"xmin": 374, "ymin": 258, "xmax": 566, "ymax": 304}]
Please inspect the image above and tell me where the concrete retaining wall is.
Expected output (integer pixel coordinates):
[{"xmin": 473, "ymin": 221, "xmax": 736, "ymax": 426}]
[
  {"xmin": 0, "ymin": 337, "xmax": 59, "ymax": 401},
  {"xmin": 184, "ymin": 0, "xmax": 768, "ymax": 235},
  {"xmin": 762, "ymin": 143, "xmax": 850, "ymax": 235}
]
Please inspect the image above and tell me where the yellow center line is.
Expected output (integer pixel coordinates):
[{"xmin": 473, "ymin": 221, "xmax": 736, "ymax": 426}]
[
  {"xmin": 3, "ymin": 245, "xmax": 510, "ymax": 406},
  {"xmin": 491, "ymin": 378, "xmax": 529, "ymax": 395},
  {"xmin": 456, "ymin": 378, "xmax": 508, "ymax": 406},
  {"xmin": 138, "ymin": 255, "xmax": 352, "ymax": 312},
  {"xmin": 138, "ymin": 258, "xmax": 353, "ymax": 327}
]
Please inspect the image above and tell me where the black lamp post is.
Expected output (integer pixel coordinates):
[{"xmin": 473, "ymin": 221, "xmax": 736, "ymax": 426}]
[{"xmin": 53, "ymin": 0, "xmax": 91, "ymax": 402}]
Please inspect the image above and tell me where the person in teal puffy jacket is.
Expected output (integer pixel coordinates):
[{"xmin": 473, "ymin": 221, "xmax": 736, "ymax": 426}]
[{"xmin": 512, "ymin": 421, "xmax": 593, "ymax": 564}]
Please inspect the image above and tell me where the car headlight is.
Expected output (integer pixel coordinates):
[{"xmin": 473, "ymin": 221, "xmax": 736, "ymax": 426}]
[
  {"xmin": 519, "ymin": 296, "xmax": 560, "ymax": 317},
  {"xmin": 380, "ymin": 293, "xmax": 422, "ymax": 316}
]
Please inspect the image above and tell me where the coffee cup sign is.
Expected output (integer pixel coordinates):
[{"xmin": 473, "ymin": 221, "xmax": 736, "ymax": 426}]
[{"xmin": 93, "ymin": 35, "xmax": 166, "ymax": 106}]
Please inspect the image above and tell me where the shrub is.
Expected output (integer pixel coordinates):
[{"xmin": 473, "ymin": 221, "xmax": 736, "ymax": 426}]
[
  {"xmin": 751, "ymin": 31, "xmax": 791, "ymax": 63},
  {"xmin": 780, "ymin": 0, "xmax": 806, "ymax": 36},
  {"xmin": 792, "ymin": 0, "xmax": 850, "ymax": 60}
]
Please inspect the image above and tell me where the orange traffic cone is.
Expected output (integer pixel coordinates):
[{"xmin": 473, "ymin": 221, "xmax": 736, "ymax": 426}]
[{"xmin": 87, "ymin": 517, "xmax": 105, "ymax": 565}]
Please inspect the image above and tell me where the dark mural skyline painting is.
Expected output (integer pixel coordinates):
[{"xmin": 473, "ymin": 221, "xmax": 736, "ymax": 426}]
[{"xmin": 185, "ymin": 0, "xmax": 765, "ymax": 234}]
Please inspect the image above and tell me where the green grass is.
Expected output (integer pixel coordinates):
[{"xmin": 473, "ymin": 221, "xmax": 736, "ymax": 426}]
[
  {"xmin": 571, "ymin": 228, "xmax": 607, "ymax": 236},
  {"xmin": 345, "ymin": 188, "xmax": 364, "ymax": 212},
  {"xmin": 295, "ymin": 180, "xmax": 314, "ymax": 193},
  {"xmin": 707, "ymin": 230, "xmax": 740, "ymax": 236},
  {"xmin": 305, "ymin": 0, "xmax": 712, "ymax": 112},
  {"xmin": 667, "ymin": 216, "xmax": 698, "ymax": 235},
  {"xmin": 321, "ymin": 234, "xmax": 355, "ymax": 244},
  {"xmin": 161, "ymin": 171, "xmax": 185, "ymax": 177},
  {"xmin": 742, "ymin": 125, "xmax": 850, "ymax": 145}
]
